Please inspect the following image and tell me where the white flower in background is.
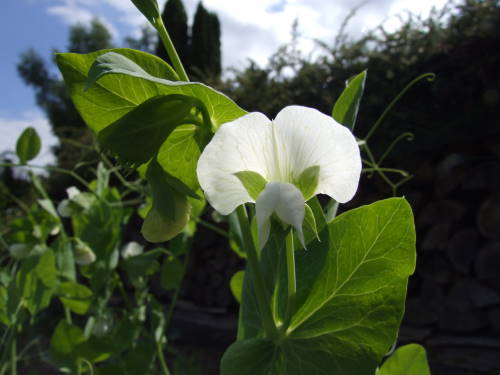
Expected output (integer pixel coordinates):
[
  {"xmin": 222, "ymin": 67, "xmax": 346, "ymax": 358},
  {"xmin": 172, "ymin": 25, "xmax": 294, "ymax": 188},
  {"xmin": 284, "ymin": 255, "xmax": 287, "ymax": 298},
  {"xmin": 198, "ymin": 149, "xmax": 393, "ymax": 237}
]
[
  {"xmin": 74, "ymin": 241, "xmax": 96, "ymax": 265},
  {"xmin": 9, "ymin": 243, "xmax": 31, "ymax": 259},
  {"xmin": 121, "ymin": 241, "xmax": 144, "ymax": 259},
  {"xmin": 57, "ymin": 186, "xmax": 93, "ymax": 217},
  {"xmin": 57, "ymin": 199, "xmax": 72, "ymax": 218},
  {"xmin": 197, "ymin": 105, "xmax": 361, "ymax": 248},
  {"xmin": 66, "ymin": 186, "xmax": 81, "ymax": 199}
]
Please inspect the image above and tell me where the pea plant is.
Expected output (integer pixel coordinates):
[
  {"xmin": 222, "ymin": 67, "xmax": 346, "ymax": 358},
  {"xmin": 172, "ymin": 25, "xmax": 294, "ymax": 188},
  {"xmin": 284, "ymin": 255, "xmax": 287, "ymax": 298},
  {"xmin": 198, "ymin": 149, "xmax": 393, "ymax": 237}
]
[{"xmin": 0, "ymin": 0, "xmax": 434, "ymax": 373}]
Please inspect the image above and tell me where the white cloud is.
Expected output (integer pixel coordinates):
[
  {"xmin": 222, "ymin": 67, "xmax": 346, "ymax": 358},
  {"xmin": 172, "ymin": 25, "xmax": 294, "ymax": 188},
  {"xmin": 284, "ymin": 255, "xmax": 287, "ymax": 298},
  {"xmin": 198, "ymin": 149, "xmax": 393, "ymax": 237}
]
[
  {"xmin": 0, "ymin": 110, "xmax": 57, "ymax": 168},
  {"xmin": 44, "ymin": 0, "xmax": 449, "ymax": 70},
  {"xmin": 47, "ymin": 0, "xmax": 120, "ymax": 40}
]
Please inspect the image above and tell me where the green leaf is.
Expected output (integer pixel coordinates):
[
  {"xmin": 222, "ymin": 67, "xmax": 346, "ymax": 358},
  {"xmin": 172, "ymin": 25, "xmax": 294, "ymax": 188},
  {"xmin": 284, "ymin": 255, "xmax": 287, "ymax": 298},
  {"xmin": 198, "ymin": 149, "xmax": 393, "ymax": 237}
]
[
  {"xmin": 378, "ymin": 344, "xmax": 430, "ymax": 375},
  {"xmin": 142, "ymin": 160, "xmax": 191, "ymax": 242},
  {"xmin": 51, "ymin": 320, "xmax": 86, "ymax": 355},
  {"xmin": 97, "ymin": 94, "xmax": 194, "ymax": 166},
  {"xmin": 50, "ymin": 320, "xmax": 87, "ymax": 368},
  {"xmin": 130, "ymin": 0, "xmax": 161, "ymax": 26},
  {"xmin": 36, "ymin": 249, "xmax": 57, "ymax": 288},
  {"xmin": 294, "ymin": 165, "xmax": 320, "ymax": 201},
  {"xmin": 17, "ymin": 255, "xmax": 54, "ymax": 315},
  {"xmin": 156, "ymin": 124, "xmax": 205, "ymax": 192},
  {"xmin": 224, "ymin": 198, "xmax": 416, "ymax": 375},
  {"xmin": 16, "ymin": 127, "xmax": 41, "ymax": 164},
  {"xmin": 332, "ymin": 70, "xmax": 367, "ymax": 130},
  {"xmin": 234, "ymin": 171, "xmax": 268, "ymax": 200},
  {"xmin": 58, "ymin": 281, "xmax": 93, "ymax": 315},
  {"xmin": 64, "ymin": 50, "xmax": 246, "ymax": 131},
  {"xmin": 37, "ymin": 198, "xmax": 59, "ymax": 220},
  {"xmin": 160, "ymin": 255, "xmax": 184, "ymax": 290},
  {"xmin": 56, "ymin": 49, "xmax": 177, "ymax": 133},
  {"xmin": 122, "ymin": 249, "xmax": 162, "ymax": 285},
  {"xmin": 230, "ymin": 271, "xmax": 245, "ymax": 303}
]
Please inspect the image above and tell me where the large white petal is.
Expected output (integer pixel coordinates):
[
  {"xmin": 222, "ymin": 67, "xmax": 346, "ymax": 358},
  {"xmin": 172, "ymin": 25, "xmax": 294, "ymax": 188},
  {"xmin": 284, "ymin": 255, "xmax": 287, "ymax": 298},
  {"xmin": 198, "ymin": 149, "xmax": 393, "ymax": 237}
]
[
  {"xmin": 256, "ymin": 182, "xmax": 305, "ymax": 249},
  {"xmin": 197, "ymin": 112, "xmax": 275, "ymax": 215},
  {"xmin": 273, "ymin": 106, "xmax": 361, "ymax": 203}
]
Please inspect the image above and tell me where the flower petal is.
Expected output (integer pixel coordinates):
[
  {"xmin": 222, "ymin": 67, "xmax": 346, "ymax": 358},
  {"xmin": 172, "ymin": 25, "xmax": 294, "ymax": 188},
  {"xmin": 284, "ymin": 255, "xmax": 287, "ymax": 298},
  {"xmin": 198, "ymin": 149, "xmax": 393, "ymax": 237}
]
[
  {"xmin": 256, "ymin": 182, "xmax": 305, "ymax": 249},
  {"xmin": 273, "ymin": 105, "xmax": 361, "ymax": 203},
  {"xmin": 197, "ymin": 112, "xmax": 275, "ymax": 215}
]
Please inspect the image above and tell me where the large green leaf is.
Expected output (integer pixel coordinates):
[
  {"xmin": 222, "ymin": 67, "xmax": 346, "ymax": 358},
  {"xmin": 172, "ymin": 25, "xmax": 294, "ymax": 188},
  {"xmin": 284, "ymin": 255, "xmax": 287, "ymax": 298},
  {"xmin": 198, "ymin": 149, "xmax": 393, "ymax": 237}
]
[
  {"xmin": 141, "ymin": 160, "xmax": 190, "ymax": 242},
  {"xmin": 97, "ymin": 94, "xmax": 195, "ymax": 166},
  {"xmin": 222, "ymin": 198, "xmax": 416, "ymax": 375},
  {"xmin": 332, "ymin": 70, "xmax": 367, "ymax": 130},
  {"xmin": 58, "ymin": 281, "xmax": 93, "ymax": 315},
  {"xmin": 56, "ymin": 49, "xmax": 245, "ymax": 133},
  {"xmin": 16, "ymin": 127, "xmax": 41, "ymax": 164},
  {"xmin": 377, "ymin": 344, "xmax": 430, "ymax": 375},
  {"xmin": 130, "ymin": 0, "xmax": 161, "ymax": 26}
]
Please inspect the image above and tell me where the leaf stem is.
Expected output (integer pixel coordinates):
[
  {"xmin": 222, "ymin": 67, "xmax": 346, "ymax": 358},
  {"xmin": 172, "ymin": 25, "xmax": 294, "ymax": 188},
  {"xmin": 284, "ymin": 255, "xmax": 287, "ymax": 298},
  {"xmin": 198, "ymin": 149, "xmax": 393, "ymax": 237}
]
[
  {"xmin": 156, "ymin": 341, "xmax": 171, "ymax": 375},
  {"xmin": 154, "ymin": 17, "xmax": 189, "ymax": 82},
  {"xmin": 365, "ymin": 73, "xmax": 435, "ymax": 141},
  {"xmin": 283, "ymin": 230, "xmax": 296, "ymax": 332},
  {"xmin": 235, "ymin": 205, "xmax": 278, "ymax": 341},
  {"xmin": 10, "ymin": 335, "xmax": 16, "ymax": 375},
  {"xmin": 194, "ymin": 218, "xmax": 229, "ymax": 238}
]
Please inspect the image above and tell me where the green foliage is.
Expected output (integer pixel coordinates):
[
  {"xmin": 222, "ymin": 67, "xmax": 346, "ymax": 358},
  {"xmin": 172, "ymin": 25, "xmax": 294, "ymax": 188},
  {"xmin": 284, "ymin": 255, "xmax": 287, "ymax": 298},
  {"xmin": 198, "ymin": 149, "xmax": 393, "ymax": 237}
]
[
  {"xmin": 130, "ymin": 0, "xmax": 161, "ymax": 26},
  {"xmin": 58, "ymin": 281, "xmax": 93, "ymax": 315},
  {"xmin": 378, "ymin": 344, "xmax": 431, "ymax": 375},
  {"xmin": 230, "ymin": 270, "xmax": 244, "ymax": 303},
  {"xmin": 332, "ymin": 70, "xmax": 367, "ymax": 130},
  {"xmin": 15, "ymin": 127, "xmax": 41, "ymax": 164},
  {"xmin": 223, "ymin": 198, "xmax": 415, "ymax": 374},
  {"xmin": 160, "ymin": 255, "xmax": 184, "ymax": 290},
  {"xmin": 96, "ymin": 94, "xmax": 194, "ymax": 166}
]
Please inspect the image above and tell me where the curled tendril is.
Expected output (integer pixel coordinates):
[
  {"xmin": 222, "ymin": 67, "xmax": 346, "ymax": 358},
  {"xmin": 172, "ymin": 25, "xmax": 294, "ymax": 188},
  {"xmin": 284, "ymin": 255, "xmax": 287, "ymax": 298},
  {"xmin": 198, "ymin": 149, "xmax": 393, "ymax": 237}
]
[
  {"xmin": 364, "ymin": 72, "xmax": 435, "ymax": 141},
  {"xmin": 377, "ymin": 132, "xmax": 414, "ymax": 166}
]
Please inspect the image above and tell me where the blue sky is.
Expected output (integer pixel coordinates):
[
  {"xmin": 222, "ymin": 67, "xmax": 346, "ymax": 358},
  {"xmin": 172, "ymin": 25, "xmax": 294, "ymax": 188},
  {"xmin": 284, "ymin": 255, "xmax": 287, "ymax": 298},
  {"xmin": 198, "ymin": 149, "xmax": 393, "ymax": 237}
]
[{"xmin": 0, "ymin": 0, "xmax": 447, "ymax": 167}]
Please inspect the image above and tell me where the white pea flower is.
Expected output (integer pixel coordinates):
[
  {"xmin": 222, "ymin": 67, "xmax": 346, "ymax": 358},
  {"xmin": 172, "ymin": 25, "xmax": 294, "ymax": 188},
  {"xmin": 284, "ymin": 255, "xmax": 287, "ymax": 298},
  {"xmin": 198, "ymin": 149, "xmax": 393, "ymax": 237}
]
[
  {"xmin": 197, "ymin": 105, "xmax": 361, "ymax": 248},
  {"xmin": 66, "ymin": 186, "xmax": 81, "ymax": 200},
  {"xmin": 121, "ymin": 241, "xmax": 144, "ymax": 259}
]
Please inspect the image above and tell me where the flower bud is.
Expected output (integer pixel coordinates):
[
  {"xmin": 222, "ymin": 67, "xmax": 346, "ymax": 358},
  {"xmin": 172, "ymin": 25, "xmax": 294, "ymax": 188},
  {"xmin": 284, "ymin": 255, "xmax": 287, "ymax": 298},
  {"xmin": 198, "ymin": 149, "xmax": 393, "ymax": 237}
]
[
  {"xmin": 75, "ymin": 242, "xmax": 96, "ymax": 265},
  {"xmin": 121, "ymin": 241, "xmax": 143, "ymax": 259},
  {"xmin": 57, "ymin": 199, "xmax": 72, "ymax": 218}
]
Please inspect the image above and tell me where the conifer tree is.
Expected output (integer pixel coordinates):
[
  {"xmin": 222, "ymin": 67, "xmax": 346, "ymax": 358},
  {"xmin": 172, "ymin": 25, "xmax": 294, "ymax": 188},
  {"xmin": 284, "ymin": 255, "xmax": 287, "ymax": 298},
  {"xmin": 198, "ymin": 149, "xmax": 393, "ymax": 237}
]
[
  {"xmin": 190, "ymin": 2, "xmax": 221, "ymax": 78},
  {"xmin": 156, "ymin": 0, "xmax": 189, "ymax": 65}
]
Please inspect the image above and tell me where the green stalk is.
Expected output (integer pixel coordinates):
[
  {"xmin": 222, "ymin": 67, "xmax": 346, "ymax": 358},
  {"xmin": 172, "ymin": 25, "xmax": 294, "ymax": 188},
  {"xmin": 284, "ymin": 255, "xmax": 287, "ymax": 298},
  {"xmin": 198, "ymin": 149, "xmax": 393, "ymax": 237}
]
[
  {"xmin": 154, "ymin": 17, "xmax": 189, "ymax": 82},
  {"xmin": 156, "ymin": 341, "xmax": 171, "ymax": 375},
  {"xmin": 235, "ymin": 206, "xmax": 278, "ymax": 341},
  {"xmin": 283, "ymin": 230, "xmax": 296, "ymax": 332},
  {"xmin": 10, "ymin": 336, "xmax": 16, "ymax": 375}
]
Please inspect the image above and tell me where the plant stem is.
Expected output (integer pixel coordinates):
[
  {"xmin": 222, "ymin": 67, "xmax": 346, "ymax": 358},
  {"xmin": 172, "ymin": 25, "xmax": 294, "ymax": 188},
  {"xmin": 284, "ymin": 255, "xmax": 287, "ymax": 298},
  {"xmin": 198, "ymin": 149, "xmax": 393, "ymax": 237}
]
[
  {"xmin": 64, "ymin": 307, "xmax": 72, "ymax": 325},
  {"xmin": 156, "ymin": 341, "xmax": 171, "ymax": 375},
  {"xmin": 10, "ymin": 335, "xmax": 16, "ymax": 375},
  {"xmin": 283, "ymin": 230, "xmax": 296, "ymax": 332},
  {"xmin": 165, "ymin": 236, "xmax": 193, "ymax": 332},
  {"xmin": 235, "ymin": 205, "xmax": 278, "ymax": 341},
  {"xmin": 154, "ymin": 18, "xmax": 189, "ymax": 82},
  {"xmin": 195, "ymin": 218, "xmax": 229, "ymax": 238}
]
